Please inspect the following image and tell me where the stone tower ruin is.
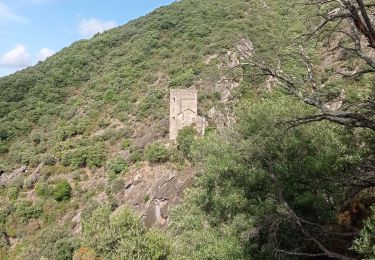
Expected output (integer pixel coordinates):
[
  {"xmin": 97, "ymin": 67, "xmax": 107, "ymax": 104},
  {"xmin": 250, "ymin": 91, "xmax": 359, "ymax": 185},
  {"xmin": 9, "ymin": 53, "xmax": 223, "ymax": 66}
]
[{"xmin": 169, "ymin": 88, "xmax": 206, "ymax": 141}]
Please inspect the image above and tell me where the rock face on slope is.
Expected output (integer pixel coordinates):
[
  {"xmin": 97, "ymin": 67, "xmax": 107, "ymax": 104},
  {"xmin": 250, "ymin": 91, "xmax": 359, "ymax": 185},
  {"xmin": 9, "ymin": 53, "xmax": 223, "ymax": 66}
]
[
  {"xmin": 116, "ymin": 164, "xmax": 195, "ymax": 227},
  {"xmin": 68, "ymin": 164, "xmax": 195, "ymax": 234},
  {"xmin": 0, "ymin": 166, "xmax": 27, "ymax": 187}
]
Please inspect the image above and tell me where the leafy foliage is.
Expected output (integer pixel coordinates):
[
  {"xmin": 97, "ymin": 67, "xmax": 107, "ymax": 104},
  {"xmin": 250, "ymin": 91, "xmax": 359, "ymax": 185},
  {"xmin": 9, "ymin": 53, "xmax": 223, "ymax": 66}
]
[
  {"xmin": 53, "ymin": 180, "xmax": 72, "ymax": 202},
  {"xmin": 18, "ymin": 226, "xmax": 79, "ymax": 260},
  {"xmin": 144, "ymin": 142, "xmax": 170, "ymax": 163},
  {"xmin": 352, "ymin": 207, "xmax": 375, "ymax": 259},
  {"xmin": 176, "ymin": 126, "xmax": 196, "ymax": 157},
  {"xmin": 35, "ymin": 182, "xmax": 51, "ymax": 198},
  {"xmin": 0, "ymin": 0, "xmax": 288, "ymax": 171},
  {"xmin": 106, "ymin": 156, "xmax": 128, "ymax": 175},
  {"xmin": 61, "ymin": 143, "xmax": 105, "ymax": 168},
  {"xmin": 81, "ymin": 206, "xmax": 170, "ymax": 259},
  {"xmin": 170, "ymin": 95, "xmax": 374, "ymax": 259}
]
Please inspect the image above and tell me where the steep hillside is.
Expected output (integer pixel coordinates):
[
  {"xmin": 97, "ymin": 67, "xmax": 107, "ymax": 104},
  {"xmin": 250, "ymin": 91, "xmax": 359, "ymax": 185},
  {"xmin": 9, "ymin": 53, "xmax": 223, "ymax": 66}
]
[
  {"xmin": 0, "ymin": 0, "xmax": 300, "ymax": 257},
  {"xmin": 0, "ymin": 0, "xmax": 374, "ymax": 259},
  {"xmin": 0, "ymin": 0, "xmax": 302, "ymax": 171}
]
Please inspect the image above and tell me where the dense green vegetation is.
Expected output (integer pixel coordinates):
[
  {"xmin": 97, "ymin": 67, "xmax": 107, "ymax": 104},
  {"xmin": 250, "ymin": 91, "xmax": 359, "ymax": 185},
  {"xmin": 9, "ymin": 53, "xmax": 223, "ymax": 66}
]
[
  {"xmin": 106, "ymin": 156, "xmax": 128, "ymax": 175},
  {"xmin": 352, "ymin": 207, "xmax": 375, "ymax": 258},
  {"xmin": 144, "ymin": 142, "xmax": 170, "ymax": 163},
  {"xmin": 81, "ymin": 206, "xmax": 170, "ymax": 259},
  {"xmin": 0, "ymin": 0, "xmax": 374, "ymax": 259},
  {"xmin": 170, "ymin": 95, "xmax": 374, "ymax": 259},
  {"xmin": 176, "ymin": 126, "xmax": 196, "ymax": 158},
  {"xmin": 52, "ymin": 180, "xmax": 72, "ymax": 202}
]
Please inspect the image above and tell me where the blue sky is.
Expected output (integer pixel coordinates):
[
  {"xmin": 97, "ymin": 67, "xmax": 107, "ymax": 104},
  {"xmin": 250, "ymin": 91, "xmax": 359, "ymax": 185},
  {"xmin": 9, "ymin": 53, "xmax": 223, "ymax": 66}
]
[{"xmin": 0, "ymin": 0, "xmax": 175, "ymax": 77}]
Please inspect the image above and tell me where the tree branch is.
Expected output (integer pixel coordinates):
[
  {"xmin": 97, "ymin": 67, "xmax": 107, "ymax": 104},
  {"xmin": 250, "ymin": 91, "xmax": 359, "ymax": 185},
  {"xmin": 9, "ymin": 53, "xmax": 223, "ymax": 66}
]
[
  {"xmin": 275, "ymin": 248, "xmax": 327, "ymax": 257},
  {"xmin": 267, "ymin": 167, "xmax": 357, "ymax": 260}
]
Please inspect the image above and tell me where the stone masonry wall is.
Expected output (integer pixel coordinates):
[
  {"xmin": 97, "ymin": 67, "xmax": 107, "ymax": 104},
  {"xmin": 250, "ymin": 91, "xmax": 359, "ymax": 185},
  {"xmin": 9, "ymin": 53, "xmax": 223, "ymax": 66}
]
[{"xmin": 169, "ymin": 88, "xmax": 198, "ymax": 140}]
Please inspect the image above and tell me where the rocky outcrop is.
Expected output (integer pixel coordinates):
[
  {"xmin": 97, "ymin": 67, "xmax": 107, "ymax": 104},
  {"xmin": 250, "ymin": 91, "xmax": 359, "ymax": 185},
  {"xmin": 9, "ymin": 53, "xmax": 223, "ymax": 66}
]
[
  {"xmin": 72, "ymin": 211, "xmax": 82, "ymax": 234},
  {"xmin": 24, "ymin": 162, "xmax": 44, "ymax": 188},
  {"xmin": 208, "ymin": 106, "xmax": 235, "ymax": 131},
  {"xmin": 0, "ymin": 166, "xmax": 27, "ymax": 187},
  {"xmin": 132, "ymin": 117, "xmax": 168, "ymax": 149},
  {"xmin": 324, "ymin": 89, "xmax": 346, "ymax": 111},
  {"xmin": 205, "ymin": 50, "xmax": 242, "ymax": 131},
  {"xmin": 116, "ymin": 164, "xmax": 195, "ymax": 227}
]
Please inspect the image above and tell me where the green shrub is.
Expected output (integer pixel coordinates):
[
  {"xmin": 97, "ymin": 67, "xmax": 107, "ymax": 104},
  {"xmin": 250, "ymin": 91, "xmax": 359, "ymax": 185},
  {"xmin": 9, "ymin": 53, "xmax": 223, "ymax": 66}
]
[
  {"xmin": 121, "ymin": 139, "xmax": 132, "ymax": 149},
  {"xmin": 0, "ymin": 234, "xmax": 8, "ymax": 259},
  {"xmin": 176, "ymin": 126, "xmax": 196, "ymax": 157},
  {"xmin": 169, "ymin": 69, "xmax": 195, "ymax": 87},
  {"xmin": 136, "ymin": 90, "xmax": 165, "ymax": 120},
  {"xmin": 96, "ymin": 129, "xmax": 124, "ymax": 143},
  {"xmin": 61, "ymin": 149, "xmax": 86, "ymax": 168},
  {"xmin": 0, "ymin": 141, "xmax": 8, "ymax": 154},
  {"xmin": 30, "ymin": 131, "xmax": 44, "ymax": 145},
  {"xmin": 18, "ymin": 226, "xmax": 79, "ymax": 260},
  {"xmin": 129, "ymin": 148, "xmax": 143, "ymax": 163},
  {"xmin": 352, "ymin": 207, "xmax": 375, "ymax": 259},
  {"xmin": 58, "ymin": 120, "xmax": 90, "ymax": 141},
  {"xmin": 35, "ymin": 182, "xmax": 51, "ymax": 198},
  {"xmin": 144, "ymin": 142, "xmax": 169, "ymax": 163},
  {"xmin": 82, "ymin": 206, "xmax": 170, "ymax": 259},
  {"xmin": 53, "ymin": 180, "xmax": 72, "ymax": 202},
  {"xmin": 107, "ymin": 156, "xmax": 128, "ymax": 175},
  {"xmin": 144, "ymin": 194, "xmax": 151, "ymax": 203},
  {"xmin": 7, "ymin": 187, "xmax": 19, "ymax": 201},
  {"xmin": 14, "ymin": 200, "xmax": 42, "ymax": 223},
  {"xmin": 42, "ymin": 153, "xmax": 56, "ymax": 165},
  {"xmin": 0, "ymin": 205, "xmax": 13, "ymax": 226},
  {"xmin": 61, "ymin": 144, "xmax": 105, "ymax": 168},
  {"xmin": 169, "ymin": 147, "xmax": 184, "ymax": 164}
]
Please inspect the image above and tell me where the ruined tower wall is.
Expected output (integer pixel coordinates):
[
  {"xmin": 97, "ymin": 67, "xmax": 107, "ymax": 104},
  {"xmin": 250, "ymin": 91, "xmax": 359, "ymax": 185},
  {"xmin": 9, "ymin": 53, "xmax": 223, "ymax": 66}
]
[{"xmin": 169, "ymin": 88, "xmax": 198, "ymax": 140}]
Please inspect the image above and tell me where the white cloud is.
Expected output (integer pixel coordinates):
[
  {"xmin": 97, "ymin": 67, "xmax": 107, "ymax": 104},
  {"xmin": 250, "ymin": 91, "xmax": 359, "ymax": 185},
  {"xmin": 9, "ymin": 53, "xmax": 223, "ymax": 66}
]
[
  {"xmin": 38, "ymin": 48, "xmax": 55, "ymax": 61},
  {"xmin": 0, "ymin": 2, "xmax": 27, "ymax": 26},
  {"xmin": 0, "ymin": 44, "xmax": 32, "ymax": 68},
  {"xmin": 79, "ymin": 18, "xmax": 117, "ymax": 38}
]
